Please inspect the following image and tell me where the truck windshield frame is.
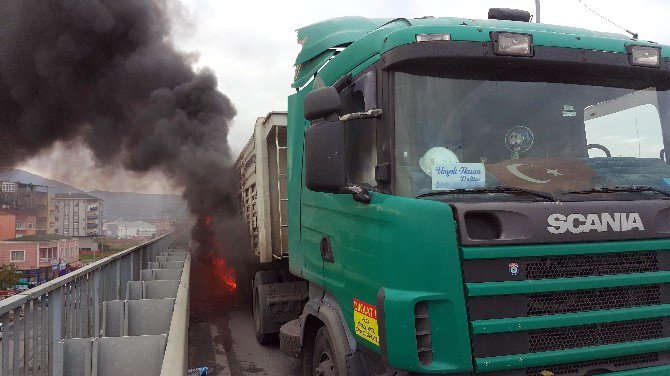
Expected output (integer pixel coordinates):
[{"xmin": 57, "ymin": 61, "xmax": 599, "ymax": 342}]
[{"xmin": 385, "ymin": 44, "xmax": 670, "ymax": 200}]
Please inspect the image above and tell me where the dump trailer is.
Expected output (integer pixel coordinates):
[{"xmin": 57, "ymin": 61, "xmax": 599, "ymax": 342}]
[
  {"xmin": 236, "ymin": 112, "xmax": 289, "ymax": 263},
  {"xmin": 237, "ymin": 8, "xmax": 670, "ymax": 376}
]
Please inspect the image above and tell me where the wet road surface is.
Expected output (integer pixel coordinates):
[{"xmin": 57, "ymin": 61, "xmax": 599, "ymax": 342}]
[{"xmin": 188, "ymin": 253, "xmax": 300, "ymax": 375}]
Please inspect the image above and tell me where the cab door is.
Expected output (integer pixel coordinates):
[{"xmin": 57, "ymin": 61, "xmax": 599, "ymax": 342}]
[{"xmin": 300, "ymin": 67, "xmax": 382, "ymax": 307}]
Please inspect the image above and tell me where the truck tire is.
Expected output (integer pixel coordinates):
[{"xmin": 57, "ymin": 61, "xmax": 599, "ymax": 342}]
[
  {"xmin": 235, "ymin": 264, "xmax": 254, "ymax": 306},
  {"xmin": 302, "ymin": 326, "xmax": 344, "ymax": 376},
  {"xmin": 253, "ymin": 271, "xmax": 279, "ymax": 344}
]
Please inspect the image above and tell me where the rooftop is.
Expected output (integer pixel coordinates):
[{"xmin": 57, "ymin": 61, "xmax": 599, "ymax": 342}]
[
  {"xmin": 2, "ymin": 208, "xmax": 36, "ymax": 217},
  {"xmin": 17, "ymin": 182, "xmax": 50, "ymax": 192},
  {"xmin": 0, "ymin": 181, "xmax": 50, "ymax": 192},
  {"xmin": 55, "ymin": 192, "xmax": 102, "ymax": 201},
  {"xmin": 122, "ymin": 221, "xmax": 157, "ymax": 227},
  {"xmin": 6, "ymin": 234, "xmax": 74, "ymax": 242}
]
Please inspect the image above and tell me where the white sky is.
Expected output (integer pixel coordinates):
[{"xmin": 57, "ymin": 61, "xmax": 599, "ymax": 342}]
[
  {"xmin": 19, "ymin": 0, "xmax": 670, "ymax": 193},
  {"xmin": 172, "ymin": 0, "xmax": 670, "ymax": 154}
]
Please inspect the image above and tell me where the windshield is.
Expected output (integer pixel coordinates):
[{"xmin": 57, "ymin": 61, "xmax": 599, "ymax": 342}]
[{"xmin": 394, "ymin": 71, "xmax": 670, "ymax": 201}]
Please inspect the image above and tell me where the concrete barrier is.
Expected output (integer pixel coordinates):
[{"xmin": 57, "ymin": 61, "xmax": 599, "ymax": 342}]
[{"xmin": 0, "ymin": 232, "xmax": 189, "ymax": 375}]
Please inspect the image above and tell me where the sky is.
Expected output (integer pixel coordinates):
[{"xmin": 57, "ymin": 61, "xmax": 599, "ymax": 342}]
[{"xmin": 18, "ymin": 0, "xmax": 670, "ymax": 193}]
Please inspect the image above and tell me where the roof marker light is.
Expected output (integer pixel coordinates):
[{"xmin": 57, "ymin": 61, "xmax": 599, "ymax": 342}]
[
  {"xmin": 491, "ymin": 32, "xmax": 533, "ymax": 57},
  {"xmin": 416, "ymin": 33, "xmax": 451, "ymax": 42},
  {"xmin": 627, "ymin": 45, "xmax": 661, "ymax": 67}
]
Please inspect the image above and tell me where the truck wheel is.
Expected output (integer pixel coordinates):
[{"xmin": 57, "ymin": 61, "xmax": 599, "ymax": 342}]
[
  {"xmin": 303, "ymin": 326, "xmax": 343, "ymax": 376},
  {"xmin": 235, "ymin": 262, "xmax": 255, "ymax": 306},
  {"xmin": 253, "ymin": 271, "xmax": 279, "ymax": 344}
]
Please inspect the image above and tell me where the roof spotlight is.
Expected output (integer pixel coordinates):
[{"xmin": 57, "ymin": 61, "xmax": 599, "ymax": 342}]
[
  {"xmin": 416, "ymin": 33, "xmax": 451, "ymax": 42},
  {"xmin": 626, "ymin": 45, "xmax": 661, "ymax": 67},
  {"xmin": 491, "ymin": 32, "xmax": 533, "ymax": 57}
]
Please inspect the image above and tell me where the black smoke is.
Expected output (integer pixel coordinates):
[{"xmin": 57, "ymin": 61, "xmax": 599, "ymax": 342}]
[{"xmin": 0, "ymin": 1, "xmax": 239, "ymax": 243}]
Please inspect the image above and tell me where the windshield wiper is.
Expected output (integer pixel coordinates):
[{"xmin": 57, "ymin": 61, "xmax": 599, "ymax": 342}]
[
  {"xmin": 416, "ymin": 186, "xmax": 556, "ymax": 202},
  {"xmin": 563, "ymin": 186, "xmax": 670, "ymax": 198}
]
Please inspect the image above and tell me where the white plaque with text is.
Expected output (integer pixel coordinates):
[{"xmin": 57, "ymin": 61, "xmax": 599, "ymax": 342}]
[{"xmin": 432, "ymin": 163, "xmax": 486, "ymax": 190}]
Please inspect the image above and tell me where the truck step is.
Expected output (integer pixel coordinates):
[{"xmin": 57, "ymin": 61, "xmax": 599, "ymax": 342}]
[{"xmin": 279, "ymin": 318, "xmax": 302, "ymax": 359}]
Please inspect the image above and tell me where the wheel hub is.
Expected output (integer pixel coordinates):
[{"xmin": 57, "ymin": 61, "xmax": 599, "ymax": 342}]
[{"xmin": 315, "ymin": 350, "xmax": 335, "ymax": 376}]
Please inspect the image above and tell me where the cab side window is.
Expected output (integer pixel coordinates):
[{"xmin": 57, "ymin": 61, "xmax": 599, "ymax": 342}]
[{"xmin": 340, "ymin": 70, "xmax": 377, "ymax": 188}]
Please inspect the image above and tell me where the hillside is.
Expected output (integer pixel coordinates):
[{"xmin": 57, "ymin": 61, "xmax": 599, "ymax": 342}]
[
  {"xmin": 88, "ymin": 190, "xmax": 187, "ymax": 220},
  {"xmin": 0, "ymin": 168, "xmax": 187, "ymax": 220},
  {"xmin": 0, "ymin": 168, "xmax": 83, "ymax": 193}
]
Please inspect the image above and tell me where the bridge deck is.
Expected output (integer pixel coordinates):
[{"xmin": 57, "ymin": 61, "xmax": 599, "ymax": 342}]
[{"xmin": 188, "ymin": 254, "xmax": 299, "ymax": 375}]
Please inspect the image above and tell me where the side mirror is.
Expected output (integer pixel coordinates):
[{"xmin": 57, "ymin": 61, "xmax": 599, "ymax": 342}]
[
  {"xmin": 304, "ymin": 87, "xmax": 342, "ymax": 121},
  {"xmin": 305, "ymin": 120, "xmax": 346, "ymax": 193}
]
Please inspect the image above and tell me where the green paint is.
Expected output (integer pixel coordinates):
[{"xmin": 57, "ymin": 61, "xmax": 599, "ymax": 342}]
[
  {"xmin": 293, "ymin": 16, "xmax": 670, "ymax": 88},
  {"xmin": 472, "ymin": 304, "xmax": 670, "ymax": 334},
  {"xmin": 286, "ymin": 15, "xmax": 670, "ymax": 374},
  {"xmin": 298, "ymin": 192, "xmax": 473, "ymax": 371},
  {"xmin": 463, "ymin": 238, "xmax": 670, "ymax": 259},
  {"xmin": 293, "ymin": 50, "xmax": 335, "ymax": 89},
  {"xmin": 467, "ymin": 271, "xmax": 670, "ymax": 297},
  {"xmin": 476, "ymin": 337, "xmax": 670, "ymax": 371},
  {"xmin": 295, "ymin": 17, "xmax": 392, "ymax": 66}
]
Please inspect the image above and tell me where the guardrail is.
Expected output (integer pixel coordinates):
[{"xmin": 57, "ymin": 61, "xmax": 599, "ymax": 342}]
[
  {"xmin": 0, "ymin": 231, "xmax": 187, "ymax": 375},
  {"xmin": 160, "ymin": 249, "xmax": 190, "ymax": 376}
]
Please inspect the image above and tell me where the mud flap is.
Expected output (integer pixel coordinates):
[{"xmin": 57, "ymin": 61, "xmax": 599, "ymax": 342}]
[{"xmin": 257, "ymin": 279, "xmax": 308, "ymax": 335}]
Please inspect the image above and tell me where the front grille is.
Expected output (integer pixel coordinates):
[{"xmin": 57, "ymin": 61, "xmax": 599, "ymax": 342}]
[
  {"xmin": 529, "ymin": 318, "xmax": 663, "ymax": 353},
  {"xmin": 528, "ymin": 284, "xmax": 660, "ymax": 316},
  {"xmin": 526, "ymin": 251, "xmax": 658, "ymax": 280},
  {"xmin": 525, "ymin": 352, "xmax": 660, "ymax": 376},
  {"xmin": 462, "ymin": 250, "xmax": 670, "ymax": 284},
  {"xmin": 464, "ymin": 245, "xmax": 670, "ymax": 369},
  {"xmin": 472, "ymin": 317, "xmax": 668, "ymax": 358}
]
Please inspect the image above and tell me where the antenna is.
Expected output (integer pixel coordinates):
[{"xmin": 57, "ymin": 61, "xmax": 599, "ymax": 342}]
[
  {"xmin": 535, "ymin": 0, "xmax": 541, "ymax": 23},
  {"xmin": 576, "ymin": 0, "xmax": 638, "ymax": 39}
]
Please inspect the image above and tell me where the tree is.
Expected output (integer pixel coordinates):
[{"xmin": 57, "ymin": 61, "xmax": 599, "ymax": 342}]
[{"xmin": 0, "ymin": 265, "xmax": 20, "ymax": 291}]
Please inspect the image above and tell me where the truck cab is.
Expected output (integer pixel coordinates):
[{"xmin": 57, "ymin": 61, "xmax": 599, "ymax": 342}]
[{"xmin": 251, "ymin": 9, "xmax": 670, "ymax": 376}]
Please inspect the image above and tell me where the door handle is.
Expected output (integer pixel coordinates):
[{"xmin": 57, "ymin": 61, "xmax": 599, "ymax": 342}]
[{"xmin": 320, "ymin": 236, "xmax": 334, "ymax": 263}]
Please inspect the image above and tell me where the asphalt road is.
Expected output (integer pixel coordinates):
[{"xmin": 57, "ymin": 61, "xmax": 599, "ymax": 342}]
[{"xmin": 188, "ymin": 254, "xmax": 300, "ymax": 376}]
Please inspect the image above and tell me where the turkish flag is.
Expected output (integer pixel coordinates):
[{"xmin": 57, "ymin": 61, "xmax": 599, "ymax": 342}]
[{"xmin": 486, "ymin": 158, "xmax": 597, "ymax": 192}]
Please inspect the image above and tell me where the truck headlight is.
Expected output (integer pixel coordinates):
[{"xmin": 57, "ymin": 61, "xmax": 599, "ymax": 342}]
[
  {"xmin": 627, "ymin": 45, "xmax": 661, "ymax": 67},
  {"xmin": 491, "ymin": 32, "xmax": 533, "ymax": 57}
]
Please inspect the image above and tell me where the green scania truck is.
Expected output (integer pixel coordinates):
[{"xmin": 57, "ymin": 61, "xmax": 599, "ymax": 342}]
[{"xmin": 236, "ymin": 8, "xmax": 670, "ymax": 375}]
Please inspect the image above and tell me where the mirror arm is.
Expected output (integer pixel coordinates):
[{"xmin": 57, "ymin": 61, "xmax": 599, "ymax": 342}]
[
  {"xmin": 339, "ymin": 109, "xmax": 382, "ymax": 122},
  {"xmin": 339, "ymin": 185, "xmax": 372, "ymax": 204}
]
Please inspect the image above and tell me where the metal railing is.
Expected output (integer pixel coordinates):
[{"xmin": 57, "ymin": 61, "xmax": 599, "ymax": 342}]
[{"xmin": 0, "ymin": 231, "xmax": 185, "ymax": 375}]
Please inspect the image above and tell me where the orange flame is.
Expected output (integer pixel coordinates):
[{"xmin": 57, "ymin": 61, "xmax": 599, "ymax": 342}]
[
  {"xmin": 204, "ymin": 215, "xmax": 212, "ymax": 227},
  {"xmin": 209, "ymin": 252, "xmax": 237, "ymax": 292}
]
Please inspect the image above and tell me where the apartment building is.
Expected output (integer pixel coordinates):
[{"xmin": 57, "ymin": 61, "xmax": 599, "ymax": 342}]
[
  {"xmin": 54, "ymin": 193, "xmax": 104, "ymax": 237},
  {"xmin": 148, "ymin": 218, "xmax": 178, "ymax": 236},
  {"xmin": 48, "ymin": 192, "xmax": 56, "ymax": 234},
  {"xmin": 0, "ymin": 234, "xmax": 80, "ymax": 284},
  {"xmin": 3, "ymin": 209, "xmax": 37, "ymax": 238},
  {"xmin": 0, "ymin": 211, "xmax": 16, "ymax": 240},
  {"xmin": 117, "ymin": 221, "xmax": 157, "ymax": 239},
  {"xmin": 0, "ymin": 182, "xmax": 52, "ymax": 234}
]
